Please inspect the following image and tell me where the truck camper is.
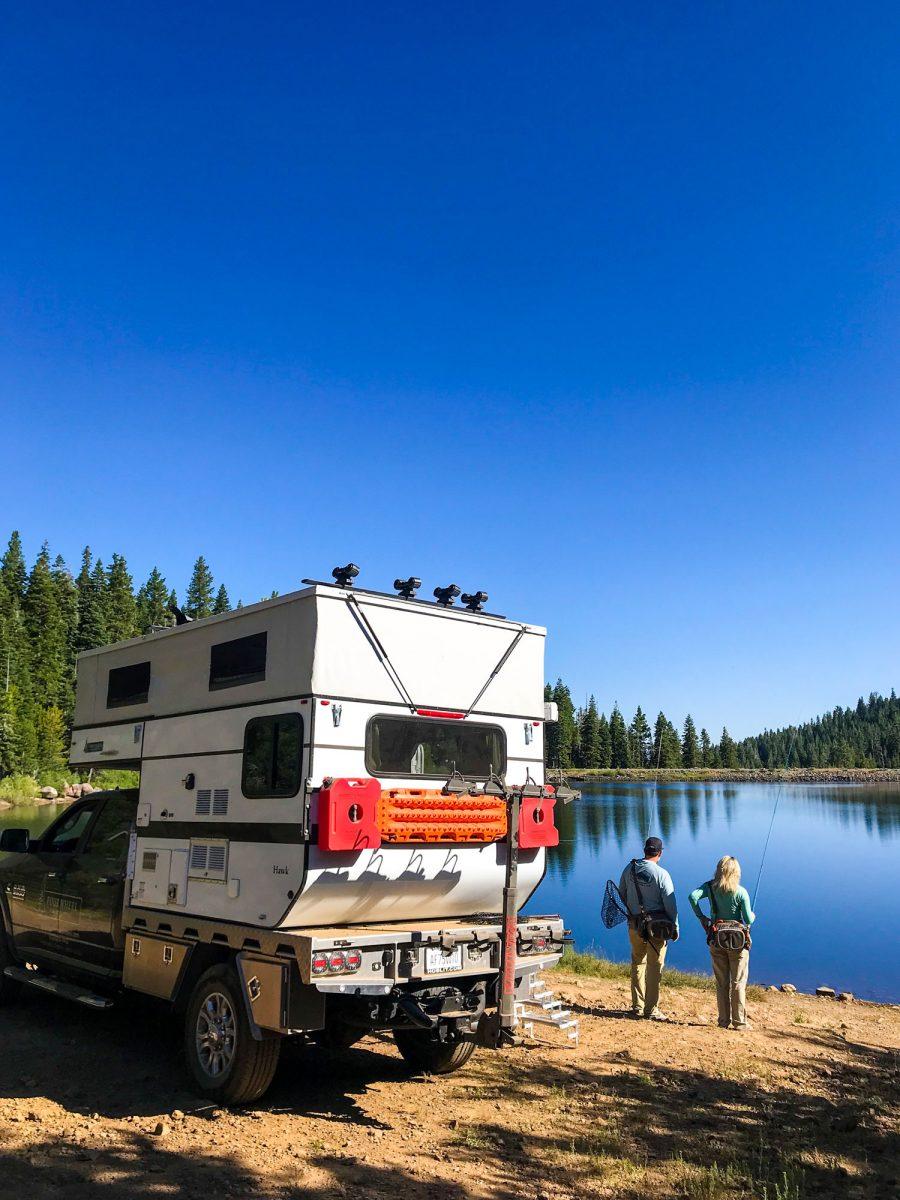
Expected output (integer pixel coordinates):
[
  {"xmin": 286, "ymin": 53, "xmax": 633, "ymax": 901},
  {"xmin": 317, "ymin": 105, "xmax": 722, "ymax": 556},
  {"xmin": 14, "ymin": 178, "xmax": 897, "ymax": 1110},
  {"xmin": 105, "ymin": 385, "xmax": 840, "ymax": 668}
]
[{"xmin": 0, "ymin": 568, "xmax": 575, "ymax": 1103}]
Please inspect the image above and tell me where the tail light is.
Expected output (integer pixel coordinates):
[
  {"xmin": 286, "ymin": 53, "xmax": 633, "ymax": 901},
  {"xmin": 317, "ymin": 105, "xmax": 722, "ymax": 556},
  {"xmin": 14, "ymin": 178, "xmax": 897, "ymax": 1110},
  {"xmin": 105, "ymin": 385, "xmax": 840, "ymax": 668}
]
[
  {"xmin": 328, "ymin": 950, "xmax": 347, "ymax": 973},
  {"xmin": 345, "ymin": 949, "xmax": 362, "ymax": 972},
  {"xmin": 311, "ymin": 953, "xmax": 329, "ymax": 975}
]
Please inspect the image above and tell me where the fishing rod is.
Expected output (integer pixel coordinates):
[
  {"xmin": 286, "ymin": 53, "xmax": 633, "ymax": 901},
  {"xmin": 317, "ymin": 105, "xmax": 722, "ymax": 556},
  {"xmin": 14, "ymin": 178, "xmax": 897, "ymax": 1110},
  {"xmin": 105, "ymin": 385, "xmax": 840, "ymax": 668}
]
[{"xmin": 751, "ymin": 728, "xmax": 798, "ymax": 908}]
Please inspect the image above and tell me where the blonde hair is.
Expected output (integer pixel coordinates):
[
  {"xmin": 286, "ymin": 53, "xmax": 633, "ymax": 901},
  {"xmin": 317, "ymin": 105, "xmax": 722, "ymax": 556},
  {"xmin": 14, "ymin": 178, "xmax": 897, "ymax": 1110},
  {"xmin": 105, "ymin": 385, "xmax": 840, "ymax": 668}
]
[{"xmin": 713, "ymin": 856, "xmax": 741, "ymax": 894}]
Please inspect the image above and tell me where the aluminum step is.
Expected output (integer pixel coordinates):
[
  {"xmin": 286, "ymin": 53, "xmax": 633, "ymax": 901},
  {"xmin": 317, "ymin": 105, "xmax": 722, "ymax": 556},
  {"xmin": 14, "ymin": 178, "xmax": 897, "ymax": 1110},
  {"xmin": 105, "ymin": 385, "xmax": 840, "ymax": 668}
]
[{"xmin": 4, "ymin": 966, "xmax": 114, "ymax": 1009}]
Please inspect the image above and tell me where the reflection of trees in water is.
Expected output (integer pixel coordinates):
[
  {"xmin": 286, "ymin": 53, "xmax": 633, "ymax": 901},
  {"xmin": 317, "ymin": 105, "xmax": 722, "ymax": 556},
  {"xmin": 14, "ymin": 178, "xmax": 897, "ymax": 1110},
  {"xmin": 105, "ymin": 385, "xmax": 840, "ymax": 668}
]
[
  {"xmin": 792, "ymin": 786, "xmax": 900, "ymax": 841},
  {"xmin": 684, "ymin": 786, "xmax": 701, "ymax": 837},
  {"xmin": 656, "ymin": 785, "xmax": 679, "ymax": 841},
  {"xmin": 723, "ymin": 787, "xmax": 737, "ymax": 826}
]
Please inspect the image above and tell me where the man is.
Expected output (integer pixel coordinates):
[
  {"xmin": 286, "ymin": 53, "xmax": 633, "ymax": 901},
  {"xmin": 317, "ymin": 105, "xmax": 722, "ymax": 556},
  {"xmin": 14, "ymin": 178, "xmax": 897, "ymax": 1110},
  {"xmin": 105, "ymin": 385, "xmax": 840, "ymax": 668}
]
[{"xmin": 618, "ymin": 836, "xmax": 678, "ymax": 1020}]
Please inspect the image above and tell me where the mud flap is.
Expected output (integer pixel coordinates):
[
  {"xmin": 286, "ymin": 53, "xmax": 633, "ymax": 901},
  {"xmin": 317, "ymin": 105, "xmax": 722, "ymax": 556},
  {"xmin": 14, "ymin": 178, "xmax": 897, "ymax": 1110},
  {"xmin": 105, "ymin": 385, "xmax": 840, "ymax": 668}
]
[{"xmin": 235, "ymin": 953, "xmax": 289, "ymax": 1041}]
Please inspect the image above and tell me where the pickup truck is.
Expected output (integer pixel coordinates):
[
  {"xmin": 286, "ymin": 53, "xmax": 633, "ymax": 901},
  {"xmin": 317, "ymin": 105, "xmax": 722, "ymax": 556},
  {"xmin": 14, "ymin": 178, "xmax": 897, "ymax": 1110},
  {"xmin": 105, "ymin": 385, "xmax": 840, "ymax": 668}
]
[{"xmin": 0, "ymin": 787, "xmax": 568, "ymax": 1103}]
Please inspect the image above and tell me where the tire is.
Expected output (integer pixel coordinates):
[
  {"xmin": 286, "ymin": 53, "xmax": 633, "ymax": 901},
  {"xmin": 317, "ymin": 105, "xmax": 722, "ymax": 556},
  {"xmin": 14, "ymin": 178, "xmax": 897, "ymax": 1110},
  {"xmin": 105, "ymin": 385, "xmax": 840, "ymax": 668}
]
[
  {"xmin": 0, "ymin": 929, "xmax": 21, "ymax": 1006},
  {"xmin": 184, "ymin": 965, "xmax": 281, "ymax": 1106},
  {"xmin": 393, "ymin": 1026, "xmax": 476, "ymax": 1075}
]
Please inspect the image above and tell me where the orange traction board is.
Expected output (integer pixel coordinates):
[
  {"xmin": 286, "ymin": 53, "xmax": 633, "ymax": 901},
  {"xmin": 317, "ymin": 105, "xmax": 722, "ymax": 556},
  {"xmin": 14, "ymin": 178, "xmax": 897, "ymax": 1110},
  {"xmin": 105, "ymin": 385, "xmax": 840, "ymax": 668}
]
[{"xmin": 378, "ymin": 788, "xmax": 508, "ymax": 843}]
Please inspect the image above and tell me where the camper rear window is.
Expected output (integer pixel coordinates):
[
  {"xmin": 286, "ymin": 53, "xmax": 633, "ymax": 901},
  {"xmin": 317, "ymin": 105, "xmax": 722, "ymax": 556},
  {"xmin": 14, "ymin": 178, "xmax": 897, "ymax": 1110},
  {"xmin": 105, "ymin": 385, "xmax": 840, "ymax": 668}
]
[
  {"xmin": 365, "ymin": 715, "xmax": 506, "ymax": 780},
  {"xmin": 106, "ymin": 661, "xmax": 151, "ymax": 708},
  {"xmin": 242, "ymin": 713, "xmax": 303, "ymax": 798},
  {"xmin": 209, "ymin": 631, "xmax": 267, "ymax": 690}
]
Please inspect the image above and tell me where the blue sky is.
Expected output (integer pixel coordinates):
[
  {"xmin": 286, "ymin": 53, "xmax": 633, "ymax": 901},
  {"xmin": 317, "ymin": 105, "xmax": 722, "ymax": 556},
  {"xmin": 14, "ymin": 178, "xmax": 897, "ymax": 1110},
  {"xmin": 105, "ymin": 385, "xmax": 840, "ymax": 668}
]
[{"xmin": 2, "ymin": 3, "xmax": 898, "ymax": 738}]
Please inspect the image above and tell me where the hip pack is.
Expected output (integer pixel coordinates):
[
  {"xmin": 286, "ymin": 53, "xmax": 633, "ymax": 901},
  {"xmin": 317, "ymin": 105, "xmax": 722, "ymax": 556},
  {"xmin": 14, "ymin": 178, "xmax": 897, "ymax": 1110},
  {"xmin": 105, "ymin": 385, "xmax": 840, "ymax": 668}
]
[
  {"xmin": 630, "ymin": 861, "xmax": 677, "ymax": 944},
  {"xmin": 705, "ymin": 883, "xmax": 751, "ymax": 950}
]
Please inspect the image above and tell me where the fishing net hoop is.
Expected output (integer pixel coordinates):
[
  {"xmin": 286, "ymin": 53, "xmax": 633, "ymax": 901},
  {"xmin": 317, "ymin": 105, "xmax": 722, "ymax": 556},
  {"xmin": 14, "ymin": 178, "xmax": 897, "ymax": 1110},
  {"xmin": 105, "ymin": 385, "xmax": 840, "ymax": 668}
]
[{"xmin": 601, "ymin": 878, "xmax": 629, "ymax": 930}]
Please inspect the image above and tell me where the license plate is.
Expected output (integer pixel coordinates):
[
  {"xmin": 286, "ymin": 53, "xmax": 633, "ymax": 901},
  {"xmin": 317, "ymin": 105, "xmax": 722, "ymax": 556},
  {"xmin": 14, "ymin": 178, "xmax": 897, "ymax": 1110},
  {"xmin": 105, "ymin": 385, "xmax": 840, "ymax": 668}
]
[{"xmin": 424, "ymin": 945, "xmax": 463, "ymax": 974}]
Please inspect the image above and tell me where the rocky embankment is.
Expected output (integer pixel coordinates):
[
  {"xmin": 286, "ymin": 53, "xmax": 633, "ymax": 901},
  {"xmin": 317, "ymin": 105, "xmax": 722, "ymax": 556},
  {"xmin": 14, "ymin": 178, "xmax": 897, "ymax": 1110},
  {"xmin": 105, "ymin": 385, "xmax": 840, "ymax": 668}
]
[
  {"xmin": 0, "ymin": 782, "xmax": 92, "ymax": 811},
  {"xmin": 565, "ymin": 767, "xmax": 900, "ymax": 784}
]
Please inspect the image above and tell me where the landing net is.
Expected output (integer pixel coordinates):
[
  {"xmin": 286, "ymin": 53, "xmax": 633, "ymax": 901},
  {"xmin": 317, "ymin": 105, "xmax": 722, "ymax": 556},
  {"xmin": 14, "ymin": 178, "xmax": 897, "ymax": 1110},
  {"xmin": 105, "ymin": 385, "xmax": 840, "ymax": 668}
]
[{"xmin": 601, "ymin": 879, "xmax": 629, "ymax": 930}]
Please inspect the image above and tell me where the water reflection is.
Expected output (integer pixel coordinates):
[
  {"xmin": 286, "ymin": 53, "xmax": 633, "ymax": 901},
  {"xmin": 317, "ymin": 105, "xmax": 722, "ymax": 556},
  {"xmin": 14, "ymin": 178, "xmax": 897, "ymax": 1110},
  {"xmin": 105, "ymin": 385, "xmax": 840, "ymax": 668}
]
[{"xmin": 538, "ymin": 781, "xmax": 900, "ymax": 1002}]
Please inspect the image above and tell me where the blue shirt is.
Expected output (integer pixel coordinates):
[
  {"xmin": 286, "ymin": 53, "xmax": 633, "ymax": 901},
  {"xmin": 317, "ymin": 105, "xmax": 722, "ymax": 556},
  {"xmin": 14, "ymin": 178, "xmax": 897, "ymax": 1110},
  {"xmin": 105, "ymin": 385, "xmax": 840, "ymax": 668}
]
[
  {"xmin": 689, "ymin": 882, "xmax": 755, "ymax": 926},
  {"xmin": 618, "ymin": 858, "xmax": 679, "ymax": 930}
]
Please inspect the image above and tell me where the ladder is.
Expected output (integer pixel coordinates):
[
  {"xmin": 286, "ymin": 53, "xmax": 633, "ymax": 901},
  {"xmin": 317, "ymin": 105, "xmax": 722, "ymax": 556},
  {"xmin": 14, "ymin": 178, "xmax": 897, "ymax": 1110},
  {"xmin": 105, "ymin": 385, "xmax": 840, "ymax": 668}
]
[{"xmin": 515, "ymin": 972, "xmax": 579, "ymax": 1046}]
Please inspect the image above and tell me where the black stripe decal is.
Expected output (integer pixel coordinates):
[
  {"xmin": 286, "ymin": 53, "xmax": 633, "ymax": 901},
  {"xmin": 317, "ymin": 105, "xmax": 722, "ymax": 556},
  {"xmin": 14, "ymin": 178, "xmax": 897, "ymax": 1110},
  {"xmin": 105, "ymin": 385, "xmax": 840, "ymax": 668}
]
[{"xmin": 142, "ymin": 822, "xmax": 305, "ymax": 844}]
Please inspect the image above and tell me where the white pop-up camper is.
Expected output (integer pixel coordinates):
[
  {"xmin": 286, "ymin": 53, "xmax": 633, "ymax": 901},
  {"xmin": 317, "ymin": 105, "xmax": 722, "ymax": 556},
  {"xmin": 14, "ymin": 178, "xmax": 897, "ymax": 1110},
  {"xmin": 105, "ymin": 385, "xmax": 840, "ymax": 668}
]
[
  {"xmin": 71, "ymin": 576, "xmax": 552, "ymax": 930},
  {"xmin": 0, "ymin": 570, "xmax": 575, "ymax": 1105}
]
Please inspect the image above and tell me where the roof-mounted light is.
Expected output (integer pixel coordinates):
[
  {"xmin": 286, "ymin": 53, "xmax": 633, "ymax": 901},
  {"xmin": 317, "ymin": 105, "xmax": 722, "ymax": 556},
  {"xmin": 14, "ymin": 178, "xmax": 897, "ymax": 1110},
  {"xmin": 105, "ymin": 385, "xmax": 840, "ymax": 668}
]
[
  {"xmin": 461, "ymin": 591, "xmax": 488, "ymax": 612},
  {"xmin": 394, "ymin": 576, "xmax": 421, "ymax": 599},
  {"xmin": 433, "ymin": 583, "xmax": 461, "ymax": 607},
  {"xmin": 332, "ymin": 563, "xmax": 360, "ymax": 588}
]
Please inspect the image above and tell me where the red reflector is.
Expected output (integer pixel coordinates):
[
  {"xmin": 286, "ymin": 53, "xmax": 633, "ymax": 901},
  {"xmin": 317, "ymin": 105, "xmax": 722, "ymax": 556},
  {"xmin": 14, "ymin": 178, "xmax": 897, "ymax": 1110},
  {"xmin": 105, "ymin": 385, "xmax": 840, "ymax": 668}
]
[
  {"xmin": 416, "ymin": 708, "xmax": 465, "ymax": 719},
  {"xmin": 320, "ymin": 699, "xmax": 330, "ymax": 706}
]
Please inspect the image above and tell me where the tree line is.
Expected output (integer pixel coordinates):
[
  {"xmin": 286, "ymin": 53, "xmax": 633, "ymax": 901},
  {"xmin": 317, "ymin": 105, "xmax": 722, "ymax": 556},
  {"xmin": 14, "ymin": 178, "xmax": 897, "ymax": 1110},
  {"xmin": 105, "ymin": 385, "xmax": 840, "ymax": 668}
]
[
  {"xmin": 544, "ymin": 680, "xmax": 900, "ymax": 770},
  {"xmin": 0, "ymin": 530, "xmax": 233, "ymax": 778}
]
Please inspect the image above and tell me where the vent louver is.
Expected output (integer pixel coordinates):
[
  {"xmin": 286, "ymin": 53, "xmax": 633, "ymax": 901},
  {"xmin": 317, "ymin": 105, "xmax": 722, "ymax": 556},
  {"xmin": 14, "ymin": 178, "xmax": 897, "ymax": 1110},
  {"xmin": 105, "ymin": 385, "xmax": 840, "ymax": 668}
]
[
  {"xmin": 195, "ymin": 789, "xmax": 212, "ymax": 816},
  {"xmin": 212, "ymin": 788, "xmax": 229, "ymax": 815},
  {"xmin": 188, "ymin": 839, "xmax": 228, "ymax": 881}
]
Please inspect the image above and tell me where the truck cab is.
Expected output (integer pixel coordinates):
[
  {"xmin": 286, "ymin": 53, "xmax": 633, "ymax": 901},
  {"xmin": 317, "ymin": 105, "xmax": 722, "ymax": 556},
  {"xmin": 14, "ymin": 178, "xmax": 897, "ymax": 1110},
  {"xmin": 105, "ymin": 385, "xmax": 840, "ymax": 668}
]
[{"xmin": 1, "ymin": 790, "xmax": 136, "ymax": 983}]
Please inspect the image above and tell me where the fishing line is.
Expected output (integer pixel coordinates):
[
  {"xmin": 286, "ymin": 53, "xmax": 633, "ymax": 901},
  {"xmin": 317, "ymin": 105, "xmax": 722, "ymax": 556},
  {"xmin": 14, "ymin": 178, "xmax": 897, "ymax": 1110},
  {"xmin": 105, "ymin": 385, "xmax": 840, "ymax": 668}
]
[
  {"xmin": 646, "ymin": 721, "xmax": 664, "ymax": 842},
  {"xmin": 751, "ymin": 728, "xmax": 798, "ymax": 908}
]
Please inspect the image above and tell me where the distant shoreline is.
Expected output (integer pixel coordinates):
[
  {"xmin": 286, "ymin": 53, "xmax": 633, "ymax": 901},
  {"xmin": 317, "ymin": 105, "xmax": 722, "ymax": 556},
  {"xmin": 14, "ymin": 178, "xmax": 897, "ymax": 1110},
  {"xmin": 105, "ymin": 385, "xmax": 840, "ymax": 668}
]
[{"xmin": 555, "ymin": 767, "xmax": 900, "ymax": 784}]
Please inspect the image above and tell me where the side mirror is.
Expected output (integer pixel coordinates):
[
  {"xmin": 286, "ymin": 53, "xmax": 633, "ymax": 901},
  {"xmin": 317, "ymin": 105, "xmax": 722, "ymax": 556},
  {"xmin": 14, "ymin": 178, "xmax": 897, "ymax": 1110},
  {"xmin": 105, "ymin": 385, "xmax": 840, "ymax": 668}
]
[{"xmin": 0, "ymin": 828, "xmax": 30, "ymax": 853}]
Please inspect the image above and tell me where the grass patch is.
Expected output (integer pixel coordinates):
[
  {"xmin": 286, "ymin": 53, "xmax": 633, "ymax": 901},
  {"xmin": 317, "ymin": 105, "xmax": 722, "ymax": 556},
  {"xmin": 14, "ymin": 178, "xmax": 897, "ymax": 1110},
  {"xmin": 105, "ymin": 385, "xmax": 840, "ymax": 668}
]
[{"xmin": 553, "ymin": 947, "xmax": 767, "ymax": 1000}]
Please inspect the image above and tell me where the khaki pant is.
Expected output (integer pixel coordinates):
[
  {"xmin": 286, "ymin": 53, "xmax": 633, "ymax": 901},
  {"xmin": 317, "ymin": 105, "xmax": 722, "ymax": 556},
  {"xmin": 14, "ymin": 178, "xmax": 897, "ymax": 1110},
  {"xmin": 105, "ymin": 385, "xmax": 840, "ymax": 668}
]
[
  {"xmin": 710, "ymin": 946, "xmax": 749, "ymax": 1027},
  {"xmin": 628, "ymin": 926, "xmax": 668, "ymax": 1016}
]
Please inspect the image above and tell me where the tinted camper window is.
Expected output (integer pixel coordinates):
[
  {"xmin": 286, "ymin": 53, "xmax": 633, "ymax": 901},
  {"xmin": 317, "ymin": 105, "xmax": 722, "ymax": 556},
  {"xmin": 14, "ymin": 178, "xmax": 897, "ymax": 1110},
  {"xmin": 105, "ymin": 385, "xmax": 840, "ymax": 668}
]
[
  {"xmin": 242, "ymin": 713, "xmax": 302, "ymax": 798},
  {"xmin": 366, "ymin": 716, "xmax": 506, "ymax": 779},
  {"xmin": 209, "ymin": 631, "xmax": 267, "ymax": 690},
  {"xmin": 107, "ymin": 661, "xmax": 151, "ymax": 708}
]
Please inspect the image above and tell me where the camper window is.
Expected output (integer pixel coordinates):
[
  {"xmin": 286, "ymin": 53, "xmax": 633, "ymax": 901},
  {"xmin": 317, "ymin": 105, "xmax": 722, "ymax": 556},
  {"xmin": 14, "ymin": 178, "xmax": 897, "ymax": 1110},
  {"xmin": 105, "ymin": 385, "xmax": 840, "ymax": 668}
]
[
  {"xmin": 209, "ymin": 631, "xmax": 267, "ymax": 690},
  {"xmin": 107, "ymin": 661, "xmax": 151, "ymax": 708},
  {"xmin": 242, "ymin": 713, "xmax": 303, "ymax": 798},
  {"xmin": 365, "ymin": 715, "xmax": 506, "ymax": 780}
]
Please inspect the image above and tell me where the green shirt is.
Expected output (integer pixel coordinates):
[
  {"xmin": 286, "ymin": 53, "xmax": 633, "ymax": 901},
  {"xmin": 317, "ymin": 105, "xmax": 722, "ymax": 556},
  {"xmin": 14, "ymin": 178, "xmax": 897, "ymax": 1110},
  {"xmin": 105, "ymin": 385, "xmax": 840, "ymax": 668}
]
[{"xmin": 689, "ymin": 882, "xmax": 755, "ymax": 926}]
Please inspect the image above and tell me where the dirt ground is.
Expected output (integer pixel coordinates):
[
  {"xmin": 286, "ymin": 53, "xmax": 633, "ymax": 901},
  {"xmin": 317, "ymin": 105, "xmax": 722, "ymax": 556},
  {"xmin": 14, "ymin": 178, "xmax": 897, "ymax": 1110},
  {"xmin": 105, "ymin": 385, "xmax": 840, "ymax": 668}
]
[{"xmin": 0, "ymin": 973, "xmax": 896, "ymax": 1199}]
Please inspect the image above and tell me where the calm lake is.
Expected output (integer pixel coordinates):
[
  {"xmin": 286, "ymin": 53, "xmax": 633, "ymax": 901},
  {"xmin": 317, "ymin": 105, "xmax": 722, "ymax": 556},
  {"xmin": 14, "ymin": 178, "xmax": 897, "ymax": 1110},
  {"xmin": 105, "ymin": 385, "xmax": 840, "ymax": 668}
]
[
  {"xmin": 4, "ymin": 783, "xmax": 898, "ymax": 1003},
  {"xmin": 532, "ymin": 781, "xmax": 900, "ymax": 1003}
]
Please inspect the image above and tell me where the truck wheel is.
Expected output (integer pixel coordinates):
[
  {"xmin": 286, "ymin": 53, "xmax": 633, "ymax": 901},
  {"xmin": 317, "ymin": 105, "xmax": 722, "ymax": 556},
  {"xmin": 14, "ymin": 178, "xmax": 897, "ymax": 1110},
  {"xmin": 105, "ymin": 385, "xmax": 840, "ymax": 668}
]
[
  {"xmin": 0, "ymin": 935, "xmax": 20, "ymax": 1005},
  {"xmin": 184, "ymin": 966, "xmax": 281, "ymax": 1106},
  {"xmin": 393, "ymin": 1026, "xmax": 476, "ymax": 1074}
]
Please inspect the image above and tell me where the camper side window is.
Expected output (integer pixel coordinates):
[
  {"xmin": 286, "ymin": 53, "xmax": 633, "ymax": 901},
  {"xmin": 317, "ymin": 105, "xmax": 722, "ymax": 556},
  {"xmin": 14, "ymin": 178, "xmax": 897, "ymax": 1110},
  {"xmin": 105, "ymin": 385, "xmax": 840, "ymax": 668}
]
[
  {"xmin": 209, "ymin": 631, "xmax": 267, "ymax": 690},
  {"xmin": 107, "ymin": 661, "xmax": 151, "ymax": 708},
  {"xmin": 242, "ymin": 713, "xmax": 303, "ymax": 798}
]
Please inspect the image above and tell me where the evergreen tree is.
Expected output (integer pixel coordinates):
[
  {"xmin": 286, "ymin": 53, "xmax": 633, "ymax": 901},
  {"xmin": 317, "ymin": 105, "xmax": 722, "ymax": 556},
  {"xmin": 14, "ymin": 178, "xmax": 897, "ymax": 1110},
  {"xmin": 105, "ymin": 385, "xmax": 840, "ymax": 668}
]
[
  {"xmin": 578, "ymin": 696, "xmax": 600, "ymax": 769},
  {"xmin": 213, "ymin": 583, "xmax": 231, "ymax": 615},
  {"xmin": 596, "ymin": 712, "xmax": 612, "ymax": 768},
  {"xmin": 682, "ymin": 714, "xmax": 700, "ymax": 767},
  {"xmin": 106, "ymin": 553, "xmax": 137, "ymax": 643},
  {"xmin": 185, "ymin": 556, "xmax": 215, "ymax": 620},
  {"xmin": 34, "ymin": 704, "xmax": 67, "ymax": 772},
  {"xmin": 136, "ymin": 567, "xmax": 171, "ymax": 633},
  {"xmin": 75, "ymin": 549, "xmax": 108, "ymax": 653},
  {"xmin": 0, "ymin": 530, "xmax": 27, "ymax": 603},
  {"xmin": 699, "ymin": 727, "xmax": 717, "ymax": 767},
  {"xmin": 629, "ymin": 705, "xmax": 651, "ymax": 767},
  {"xmin": 652, "ymin": 711, "xmax": 682, "ymax": 768},
  {"xmin": 544, "ymin": 679, "xmax": 577, "ymax": 768},
  {"xmin": 609, "ymin": 704, "xmax": 630, "ymax": 767},
  {"xmin": 23, "ymin": 543, "xmax": 67, "ymax": 706},
  {"xmin": 719, "ymin": 726, "xmax": 739, "ymax": 769},
  {"xmin": 51, "ymin": 554, "xmax": 78, "ymax": 716},
  {"xmin": 0, "ymin": 684, "xmax": 22, "ymax": 775}
]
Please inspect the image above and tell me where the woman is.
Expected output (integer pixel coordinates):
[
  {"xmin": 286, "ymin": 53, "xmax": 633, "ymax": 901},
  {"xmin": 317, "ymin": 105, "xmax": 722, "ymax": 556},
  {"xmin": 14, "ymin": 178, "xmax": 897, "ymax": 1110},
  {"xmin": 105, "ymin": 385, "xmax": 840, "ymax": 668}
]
[{"xmin": 689, "ymin": 856, "xmax": 755, "ymax": 1030}]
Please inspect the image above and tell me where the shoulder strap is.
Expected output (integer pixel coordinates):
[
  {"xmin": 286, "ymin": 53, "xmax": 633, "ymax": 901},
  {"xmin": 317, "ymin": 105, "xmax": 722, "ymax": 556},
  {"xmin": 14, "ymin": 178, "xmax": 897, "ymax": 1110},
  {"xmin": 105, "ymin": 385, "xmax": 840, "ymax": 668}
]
[
  {"xmin": 707, "ymin": 881, "xmax": 719, "ymax": 920},
  {"xmin": 631, "ymin": 860, "xmax": 647, "ymax": 914}
]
